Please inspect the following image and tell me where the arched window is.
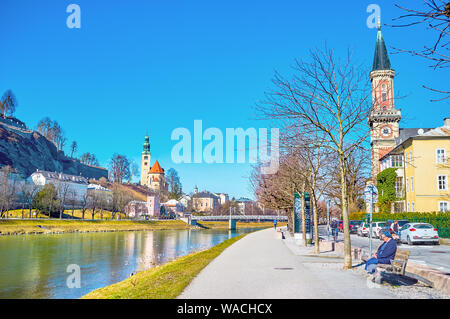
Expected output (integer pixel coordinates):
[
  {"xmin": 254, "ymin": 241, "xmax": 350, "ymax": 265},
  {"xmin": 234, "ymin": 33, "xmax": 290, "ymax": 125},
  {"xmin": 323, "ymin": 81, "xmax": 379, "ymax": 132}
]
[{"xmin": 381, "ymin": 84, "xmax": 388, "ymax": 102}]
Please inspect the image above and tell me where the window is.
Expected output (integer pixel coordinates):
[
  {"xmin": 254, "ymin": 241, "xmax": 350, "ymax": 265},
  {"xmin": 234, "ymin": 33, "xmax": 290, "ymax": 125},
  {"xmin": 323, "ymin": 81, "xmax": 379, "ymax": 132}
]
[
  {"xmin": 409, "ymin": 151, "xmax": 413, "ymax": 166},
  {"xmin": 407, "ymin": 202, "xmax": 410, "ymax": 211},
  {"xmin": 381, "ymin": 84, "xmax": 387, "ymax": 102},
  {"xmin": 410, "ymin": 177, "xmax": 414, "ymax": 192},
  {"xmin": 406, "ymin": 178, "xmax": 409, "ymax": 193},
  {"xmin": 405, "ymin": 153, "xmax": 408, "ymax": 168},
  {"xmin": 395, "ymin": 177, "xmax": 403, "ymax": 197},
  {"xmin": 439, "ymin": 201, "xmax": 449, "ymax": 212},
  {"xmin": 436, "ymin": 149, "xmax": 446, "ymax": 164},
  {"xmin": 438, "ymin": 175, "xmax": 448, "ymax": 190},
  {"xmin": 390, "ymin": 155, "xmax": 403, "ymax": 167},
  {"xmin": 411, "ymin": 202, "xmax": 415, "ymax": 212}
]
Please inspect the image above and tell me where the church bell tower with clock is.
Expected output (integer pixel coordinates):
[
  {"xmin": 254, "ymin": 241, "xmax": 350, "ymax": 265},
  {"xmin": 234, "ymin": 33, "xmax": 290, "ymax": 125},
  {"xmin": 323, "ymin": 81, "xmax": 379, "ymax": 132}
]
[{"xmin": 369, "ymin": 22, "xmax": 401, "ymax": 181}]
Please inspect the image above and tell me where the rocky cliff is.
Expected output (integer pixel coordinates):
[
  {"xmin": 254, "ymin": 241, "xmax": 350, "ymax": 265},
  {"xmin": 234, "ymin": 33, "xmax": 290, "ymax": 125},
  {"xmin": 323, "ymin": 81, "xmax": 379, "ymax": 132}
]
[{"xmin": 0, "ymin": 122, "xmax": 108, "ymax": 179}]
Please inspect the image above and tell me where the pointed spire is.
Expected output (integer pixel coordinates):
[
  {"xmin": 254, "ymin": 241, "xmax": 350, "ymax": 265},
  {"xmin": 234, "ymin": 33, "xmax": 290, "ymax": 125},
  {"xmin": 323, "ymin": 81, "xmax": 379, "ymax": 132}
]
[
  {"xmin": 143, "ymin": 133, "xmax": 150, "ymax": 155},
  {"xmin": 372, "ymin": 23, "xmax": 392, "ymax": 71}
]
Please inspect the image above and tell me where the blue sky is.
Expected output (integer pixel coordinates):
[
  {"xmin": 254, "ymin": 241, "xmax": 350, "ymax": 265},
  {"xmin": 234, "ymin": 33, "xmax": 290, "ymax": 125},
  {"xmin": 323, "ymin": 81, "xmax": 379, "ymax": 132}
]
[{"xmin": 1, "ymin": 0, "xmax": 448, "ymax": 199}]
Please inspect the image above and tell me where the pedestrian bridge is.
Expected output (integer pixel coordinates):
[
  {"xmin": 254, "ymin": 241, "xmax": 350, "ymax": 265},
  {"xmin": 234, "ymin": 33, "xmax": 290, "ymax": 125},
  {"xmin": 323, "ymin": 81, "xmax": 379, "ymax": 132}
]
[
  {"xmin": 191, "ymin": 215, "xmax": 288, "ymax": 222},
  {"xmin": 183, "ymin": 215, "xmax": 287, "ymax": 230}
]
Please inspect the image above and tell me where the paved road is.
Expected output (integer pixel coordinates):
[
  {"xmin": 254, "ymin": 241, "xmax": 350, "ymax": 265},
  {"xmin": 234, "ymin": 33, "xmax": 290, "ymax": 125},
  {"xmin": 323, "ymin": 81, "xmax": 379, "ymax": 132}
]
[
  {"xmin": 318, "ymin": 226, "xmax": 450, "ymax": 273},
  {"xmin": 179, "ymin": 228, "xmax": 395, "ymax": 299}
]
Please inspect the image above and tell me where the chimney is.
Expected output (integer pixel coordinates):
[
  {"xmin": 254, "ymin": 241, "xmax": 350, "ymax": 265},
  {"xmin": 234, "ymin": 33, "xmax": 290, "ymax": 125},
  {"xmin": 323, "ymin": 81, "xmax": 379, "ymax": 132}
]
[{"xmin": 444, "ymin": 118, "xmax": 450, "ymax": 127}]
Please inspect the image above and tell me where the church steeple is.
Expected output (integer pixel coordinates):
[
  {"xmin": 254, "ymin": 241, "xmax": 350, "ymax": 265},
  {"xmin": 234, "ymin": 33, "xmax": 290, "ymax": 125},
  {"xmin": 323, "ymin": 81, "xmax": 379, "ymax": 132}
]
[
  {"xmin": 140, "ymin": 133, "xmax": 151, "ymax": 186},
  {"xmin": 143, "ymin": 133, "xmax": 150, "ymax": 155},
  {"xmin": 372, "ymin": 24, "xmax": 392, "ymax": 71},
  {"xmin": 368, "ymin": 25, "xmax": 401, "ymax": 182}
]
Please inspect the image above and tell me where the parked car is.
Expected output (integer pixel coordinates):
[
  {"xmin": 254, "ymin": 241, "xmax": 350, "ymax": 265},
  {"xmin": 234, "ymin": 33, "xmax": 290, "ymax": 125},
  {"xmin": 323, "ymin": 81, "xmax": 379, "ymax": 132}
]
[
  {"xmin": 357, "ymin": 222, "xmax": 371, "ymax": 237},
  {"xmin": 338, "ymin": 221, "xmax": 343, "ymax": 232},
  {"xmin": 383, "ymin": 219, "xmax": 410, "ymax": 233},
  {"xmin": 371, "ymin": 222, "xmax": 386, "ymax": 239},
  {"xmin": 399, "ymin": 223, "xmax": 439, "ymax": 245},
  {"xmin": 349, "ymin": 220, "xmax": 362, "ymax": 234}
]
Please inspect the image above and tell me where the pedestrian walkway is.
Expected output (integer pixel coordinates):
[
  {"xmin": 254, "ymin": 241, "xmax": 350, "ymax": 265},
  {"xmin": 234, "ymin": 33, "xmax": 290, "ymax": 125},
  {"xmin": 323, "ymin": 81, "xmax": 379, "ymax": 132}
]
[{"xmin": 178, "ymin": 228, "xmax": 395, "ymax": 299}]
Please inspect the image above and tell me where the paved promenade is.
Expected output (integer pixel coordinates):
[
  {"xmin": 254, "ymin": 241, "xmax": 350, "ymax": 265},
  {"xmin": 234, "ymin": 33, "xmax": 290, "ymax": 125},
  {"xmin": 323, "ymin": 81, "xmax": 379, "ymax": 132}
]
[{"xmin": 178, "ymin": 228, "xmax": 396, "ymax": 299}]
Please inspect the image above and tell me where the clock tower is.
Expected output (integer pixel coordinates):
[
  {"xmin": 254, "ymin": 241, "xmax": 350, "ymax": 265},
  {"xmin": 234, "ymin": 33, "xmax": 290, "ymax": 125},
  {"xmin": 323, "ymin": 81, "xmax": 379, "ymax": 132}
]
[{"xmin": 369, "ymin": 22, "xmax": 401, "ymax": 181}]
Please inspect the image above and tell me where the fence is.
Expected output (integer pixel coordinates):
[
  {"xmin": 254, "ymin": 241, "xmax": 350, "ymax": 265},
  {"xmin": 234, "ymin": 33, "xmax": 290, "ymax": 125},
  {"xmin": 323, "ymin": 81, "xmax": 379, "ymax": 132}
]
[{"xmin": 367, "ymin": 215, "xmax": 450, "ymax": 239}]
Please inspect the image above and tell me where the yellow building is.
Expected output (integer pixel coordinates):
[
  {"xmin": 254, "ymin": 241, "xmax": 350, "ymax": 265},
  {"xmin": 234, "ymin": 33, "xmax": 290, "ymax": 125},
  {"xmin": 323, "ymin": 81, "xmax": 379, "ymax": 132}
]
[{"xmin": 380, "ymin": 118, "xmax": 450, "ymax": 212}]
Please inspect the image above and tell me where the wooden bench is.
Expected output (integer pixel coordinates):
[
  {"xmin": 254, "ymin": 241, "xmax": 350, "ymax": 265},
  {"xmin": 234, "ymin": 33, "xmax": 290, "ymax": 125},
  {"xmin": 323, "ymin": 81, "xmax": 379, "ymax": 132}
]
[{"xmin": 373, "ymin": 249, "xmax": 433, "ymax": 287}]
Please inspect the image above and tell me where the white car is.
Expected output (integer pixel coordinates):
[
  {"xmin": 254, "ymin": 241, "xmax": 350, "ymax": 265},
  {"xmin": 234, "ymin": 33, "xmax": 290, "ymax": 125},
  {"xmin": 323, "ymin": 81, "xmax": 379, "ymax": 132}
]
[
  {"xmin": 399, "ymin": 223, "xmax": 439, "ymax": 245},
  {"xmin": 371, "ymin": 222, "xmax": 386, "ymax": 239},
  {"xmin": 357, "ymin": 222, "xmax": 371, "ymax": 237}
]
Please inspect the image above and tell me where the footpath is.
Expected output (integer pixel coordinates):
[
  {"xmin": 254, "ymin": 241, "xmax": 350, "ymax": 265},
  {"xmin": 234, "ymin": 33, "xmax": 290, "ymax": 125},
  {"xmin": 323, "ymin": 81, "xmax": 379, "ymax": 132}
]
[{"xmin": 178, "ymin": 228, "xmax": 398, "ymax": 299}]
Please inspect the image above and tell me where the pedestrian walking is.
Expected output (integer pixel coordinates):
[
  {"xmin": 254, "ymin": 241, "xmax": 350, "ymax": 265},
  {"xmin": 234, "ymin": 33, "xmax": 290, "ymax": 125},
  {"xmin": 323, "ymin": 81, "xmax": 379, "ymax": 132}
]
[
  {"xmin": 331, "ymin": 218, "xmax": 338, "ymax": 242},
  {"xmin": 273, "ymin": 219, "xmax": 277, "ymax": 229}
]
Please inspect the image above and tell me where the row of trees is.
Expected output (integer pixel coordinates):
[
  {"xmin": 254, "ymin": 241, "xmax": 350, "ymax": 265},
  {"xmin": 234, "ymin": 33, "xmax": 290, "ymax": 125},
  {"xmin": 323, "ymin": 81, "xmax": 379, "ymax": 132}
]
[
  {"xmin": 0, "ymin": 165, "xmax": 135, "ymax": 219},
  {"xmin": 252, "ymin": 46, "xmax": 372, "ymax": 268}
]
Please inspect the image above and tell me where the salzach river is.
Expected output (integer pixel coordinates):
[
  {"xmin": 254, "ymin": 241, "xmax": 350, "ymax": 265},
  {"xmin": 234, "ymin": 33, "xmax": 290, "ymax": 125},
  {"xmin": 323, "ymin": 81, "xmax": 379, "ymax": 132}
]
[{"xmin": 0, "ymin": 228, "xmax": 258, "ymax": 299}]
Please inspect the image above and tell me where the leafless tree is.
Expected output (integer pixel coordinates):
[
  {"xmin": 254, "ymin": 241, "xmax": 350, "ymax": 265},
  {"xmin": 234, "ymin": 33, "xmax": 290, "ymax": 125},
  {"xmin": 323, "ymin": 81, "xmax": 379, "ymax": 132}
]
[
  {"xmin": 109, "ymin": 154, "xmax": 131, "ymax": 184},
  {"xmin": 56, "ymin": 182, "xmax": 71, "ymax": 219},
  {"xmin": 19, "ymin": 180, "xmax": 40, "ymax": 219},
  {"xmin": 0, "ymin": 166, "xmax": 20, "ymax": 218},
  {"xmin": 0, "ymin": 90, "xmax": 18, "ymax": 118},
  {"xmin": 256, "ymin": 47, "xmax": 373, "ymax": 269},
  {"xmin": 390, "ymin": 1, "xmax": 450, "ymax": 101}
]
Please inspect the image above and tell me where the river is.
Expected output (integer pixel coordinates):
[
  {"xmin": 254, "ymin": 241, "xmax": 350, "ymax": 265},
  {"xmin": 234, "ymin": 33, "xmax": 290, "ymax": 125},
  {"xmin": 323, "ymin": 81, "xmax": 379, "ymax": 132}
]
[{"xmin": 0, "ymin": 228, "xmax": 258, "ymax": 299}]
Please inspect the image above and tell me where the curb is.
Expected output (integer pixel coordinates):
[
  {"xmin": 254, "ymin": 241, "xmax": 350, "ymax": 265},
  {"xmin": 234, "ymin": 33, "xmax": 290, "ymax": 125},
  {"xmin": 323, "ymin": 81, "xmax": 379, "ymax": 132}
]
[{"xmin": 322, "ymin": 240, "xmax": 450, "ymax": 294}]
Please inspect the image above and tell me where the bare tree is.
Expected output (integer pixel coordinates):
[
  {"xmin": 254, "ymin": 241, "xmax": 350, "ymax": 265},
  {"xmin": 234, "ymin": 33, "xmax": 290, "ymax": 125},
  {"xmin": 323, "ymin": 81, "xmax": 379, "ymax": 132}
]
[
  {"xmin": 19, "ymin": 180, "xmax": 40, "ymax": 219},
  {"xmin": 70, "ymin": 141, "xmax": 78, "ymax": 158},
  {"xmin": 109, "ymin": 154, "xmax": 131, "ymax": 184},
  {"xmin": 256, "ymin": 47, "xmax": 373, "ymax": 269},
  {"xmin": 56, "ymin": 182, "xmax": 71, "ymax": 219},
  {"xmin": 391, "ymin": 1, "xmax": 450, "ymax": 100},
  {"xmin": 0, "ymin": 90, "xmax": 18, "ymax": 118},
  {"xmin": 0, "ymin": 166, "xmax": 20, "ymax": 218}
]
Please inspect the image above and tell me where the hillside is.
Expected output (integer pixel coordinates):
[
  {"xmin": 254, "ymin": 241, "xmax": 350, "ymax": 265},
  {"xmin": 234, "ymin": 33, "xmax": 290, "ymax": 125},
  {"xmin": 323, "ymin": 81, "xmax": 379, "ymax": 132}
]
[{"xmin": 0, "ymin": 119, "xmax": 107, "ymax": 179}]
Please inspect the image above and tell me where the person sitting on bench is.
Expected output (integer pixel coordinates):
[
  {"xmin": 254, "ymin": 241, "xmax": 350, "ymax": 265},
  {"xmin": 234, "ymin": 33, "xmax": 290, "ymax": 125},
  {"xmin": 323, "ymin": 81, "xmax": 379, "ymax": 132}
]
[{"xmin": 365, "ymin": 231, "xmax": 397, "ymax": 274}]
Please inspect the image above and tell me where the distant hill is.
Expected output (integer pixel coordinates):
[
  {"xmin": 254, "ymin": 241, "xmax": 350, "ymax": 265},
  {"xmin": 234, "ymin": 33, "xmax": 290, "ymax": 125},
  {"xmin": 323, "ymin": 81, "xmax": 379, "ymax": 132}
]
[{"xmin": 0, "ymin": 117, "xmax": 108, "ymax": 179}]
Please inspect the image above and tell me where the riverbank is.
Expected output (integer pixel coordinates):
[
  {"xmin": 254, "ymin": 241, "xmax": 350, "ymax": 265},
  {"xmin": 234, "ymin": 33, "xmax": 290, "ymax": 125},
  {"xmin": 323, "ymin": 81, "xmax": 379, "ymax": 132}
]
[
  {"xmin": 197, "ymin": 221, "xmax": 287, "ymax": 229},
  {"xmin": 0, "ymin": 219, "xmax": 191, "ymax": 236},
  {"xmin": 82, "ymin": 234, "xmax": 247, "ymax": 299}
]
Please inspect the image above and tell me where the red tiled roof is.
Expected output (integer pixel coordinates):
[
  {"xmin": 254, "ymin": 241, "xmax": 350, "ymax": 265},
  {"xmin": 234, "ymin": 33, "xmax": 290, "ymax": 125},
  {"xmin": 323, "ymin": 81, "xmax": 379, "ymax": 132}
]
[{"xmin": 149, "ymin": 160, "xmax": 164, "ymax": 174}]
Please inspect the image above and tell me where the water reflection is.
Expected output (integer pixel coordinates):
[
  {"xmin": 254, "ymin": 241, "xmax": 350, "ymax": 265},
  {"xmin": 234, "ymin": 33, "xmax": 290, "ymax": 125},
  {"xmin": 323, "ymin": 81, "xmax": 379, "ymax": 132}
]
[{"xmin": 0, "ymin": 228, "xmax": 258, "ymax": 299}]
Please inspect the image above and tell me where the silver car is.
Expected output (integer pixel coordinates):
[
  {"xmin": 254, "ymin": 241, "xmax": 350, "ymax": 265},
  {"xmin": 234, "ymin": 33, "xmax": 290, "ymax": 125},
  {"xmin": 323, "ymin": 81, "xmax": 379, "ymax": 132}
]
[{"xmin": 399, "ymin": 223, "xmax": 439, "ymax": 245}]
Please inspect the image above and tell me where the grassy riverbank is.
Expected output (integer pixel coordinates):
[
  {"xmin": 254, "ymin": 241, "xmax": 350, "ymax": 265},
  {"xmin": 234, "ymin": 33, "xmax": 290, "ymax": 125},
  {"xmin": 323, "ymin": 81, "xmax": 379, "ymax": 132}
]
[
  {"xmin": 82, "ymin": 234, "xmax": 246, "ymax": 299},
  {"xmin": 197, "ymin": 221, "xmax": 287, "ymax": 229},
  {"xmin": 0, "ymin": 219, "xmax": 191, "ymax": 235}
]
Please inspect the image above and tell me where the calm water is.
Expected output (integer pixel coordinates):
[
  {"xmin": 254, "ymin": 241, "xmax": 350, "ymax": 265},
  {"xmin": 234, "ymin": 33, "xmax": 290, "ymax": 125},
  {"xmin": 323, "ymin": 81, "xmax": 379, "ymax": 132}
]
[{"xmin": 0, "ymin": 228, "xmax": 258, "ymax": 299}]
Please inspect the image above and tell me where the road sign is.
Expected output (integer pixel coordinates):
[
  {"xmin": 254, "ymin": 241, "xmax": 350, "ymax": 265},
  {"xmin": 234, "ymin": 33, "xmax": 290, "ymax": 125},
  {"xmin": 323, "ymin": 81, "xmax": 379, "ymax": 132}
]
[{"xmin": 364, "ymin": 185, "xmax": 378, "ymax": 204}]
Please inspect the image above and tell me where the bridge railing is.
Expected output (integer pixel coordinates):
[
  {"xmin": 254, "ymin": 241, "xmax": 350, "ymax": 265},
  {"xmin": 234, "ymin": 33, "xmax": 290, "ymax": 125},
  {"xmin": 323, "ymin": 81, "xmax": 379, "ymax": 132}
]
[{"xmin": 191, "ymin": 215, "xmax": 288, "ymax": 221}]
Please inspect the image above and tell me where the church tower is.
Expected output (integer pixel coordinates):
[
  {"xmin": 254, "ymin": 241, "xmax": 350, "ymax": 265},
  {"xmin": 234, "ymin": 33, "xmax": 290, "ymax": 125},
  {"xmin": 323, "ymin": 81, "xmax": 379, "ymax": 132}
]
[
  {"xmin": 369, "ymin": 22, "xmax": 401, "ymax": 181},
  {"xmin": 140, "ymin": 133, "xmax": 151, "ymax": 186}
]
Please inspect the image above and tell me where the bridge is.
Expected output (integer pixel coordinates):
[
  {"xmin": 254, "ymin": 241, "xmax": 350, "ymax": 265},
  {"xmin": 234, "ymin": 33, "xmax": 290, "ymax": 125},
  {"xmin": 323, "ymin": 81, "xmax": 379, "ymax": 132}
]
[{"xmin": 184, "ymin": 215, "xmax": 288, "ymax": 230}]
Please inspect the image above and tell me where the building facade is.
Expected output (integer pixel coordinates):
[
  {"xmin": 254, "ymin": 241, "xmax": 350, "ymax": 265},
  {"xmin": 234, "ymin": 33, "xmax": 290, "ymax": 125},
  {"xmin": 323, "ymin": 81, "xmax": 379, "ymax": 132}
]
[
  {"xmin": 192, "ymin": 191, "xmax": 220, "ymax": 212},
  {"xmin": 380, "ymin": 119, "xmax": 450, "ymax": 212}
]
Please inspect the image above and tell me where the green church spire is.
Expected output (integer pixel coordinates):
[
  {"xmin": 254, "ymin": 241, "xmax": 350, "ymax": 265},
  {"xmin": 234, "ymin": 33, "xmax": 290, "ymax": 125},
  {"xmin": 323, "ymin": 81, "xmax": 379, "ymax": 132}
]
[
  {"xmin": 143, "ymin": 133, "xmax": 150, "ymax": 155},
  {"xmin": 372, "ymin": 23, "xmax": 392, "ymax": 71}
]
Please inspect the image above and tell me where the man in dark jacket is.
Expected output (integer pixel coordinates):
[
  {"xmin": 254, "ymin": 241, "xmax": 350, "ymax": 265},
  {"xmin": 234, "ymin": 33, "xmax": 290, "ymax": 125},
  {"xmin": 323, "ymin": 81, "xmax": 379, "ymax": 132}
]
[{"xmin": 365, "ymin": 231, "xmax": 397, "ymax": 273}]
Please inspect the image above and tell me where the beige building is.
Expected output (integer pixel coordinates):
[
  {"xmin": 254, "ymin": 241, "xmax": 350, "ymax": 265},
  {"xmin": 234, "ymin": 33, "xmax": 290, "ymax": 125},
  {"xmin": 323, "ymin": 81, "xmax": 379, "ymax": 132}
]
[{"xmin": 192, "ymin": 191, "xmax": 220, "ymax": 213}]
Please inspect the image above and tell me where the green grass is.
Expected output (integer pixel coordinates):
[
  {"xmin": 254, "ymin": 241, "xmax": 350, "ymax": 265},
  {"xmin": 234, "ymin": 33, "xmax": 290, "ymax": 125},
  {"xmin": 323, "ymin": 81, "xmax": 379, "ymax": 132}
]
[
  {"xmin": 0, "ymin": 219, "xmax": 191, "ymax": 235},
  {"xmin": 82, "ymin": 234, "xmax": 247, "ymax": 299}
]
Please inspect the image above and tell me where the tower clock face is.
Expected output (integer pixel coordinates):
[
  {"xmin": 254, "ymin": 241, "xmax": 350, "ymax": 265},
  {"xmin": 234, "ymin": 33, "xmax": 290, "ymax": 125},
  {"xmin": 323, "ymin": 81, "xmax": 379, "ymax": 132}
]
[{"xmin": 381, "ymin": 126, "xmax": 392, "ymax": 137}]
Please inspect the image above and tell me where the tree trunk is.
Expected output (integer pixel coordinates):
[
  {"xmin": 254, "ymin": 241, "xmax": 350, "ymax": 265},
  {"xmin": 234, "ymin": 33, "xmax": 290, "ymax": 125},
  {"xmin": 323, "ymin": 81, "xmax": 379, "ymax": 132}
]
[
  {"xmin": 340, "ymin": 153, "xmax": 352, "ymax": 269},
  {"xmin": 312, "ymin": 194, "xmax": 320, "ymax": 254}
]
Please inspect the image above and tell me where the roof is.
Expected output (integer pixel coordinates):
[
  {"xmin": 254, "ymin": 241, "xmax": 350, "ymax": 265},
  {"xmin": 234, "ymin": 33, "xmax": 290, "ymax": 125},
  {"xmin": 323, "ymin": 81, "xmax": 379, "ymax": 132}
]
[
  {"xmin": 193, "ymin": 191, "xmax": 219, "ymax": 199},
  {"xmin": 32, "ymin": 170, "xmax": 89, "ymax": 184},
  {"xmin": 149, "ymin": 160, "xmax": 164, "ymax": 174},
  {"xmin": 382, "ymin": 124, "xmax": 450, "ymax": 159},
  {"xmin": 372, "ymin": 27, "xmax": 392, "ymax": 71},
  {"xmin": 396, "ymin": 128, "xmax": 432, "ymax": 145}
]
